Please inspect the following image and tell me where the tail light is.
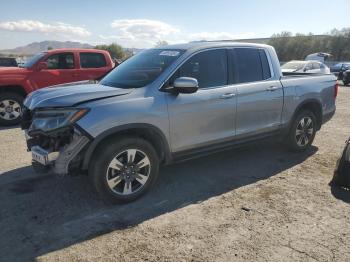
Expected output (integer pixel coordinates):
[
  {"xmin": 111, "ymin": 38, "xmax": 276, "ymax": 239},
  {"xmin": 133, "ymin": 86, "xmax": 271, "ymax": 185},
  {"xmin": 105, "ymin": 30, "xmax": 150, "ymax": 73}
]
[{"xmin": 334, "ymin": 82, "xmax": 339, "ymax": 99}]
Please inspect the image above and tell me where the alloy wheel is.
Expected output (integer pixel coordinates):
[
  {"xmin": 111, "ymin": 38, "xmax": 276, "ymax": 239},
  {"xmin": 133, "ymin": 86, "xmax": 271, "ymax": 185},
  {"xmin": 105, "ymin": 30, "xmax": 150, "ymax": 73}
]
[
  {"xmin": 295, "ymin": 116, "xmax": 314, "ymax": 147},
  {"xmin": 105, "ymin": 149, "xmax": 151, "ymax": 195},
  {"xmin": 0, "ymin": 99, "xmax": 21, "ymax": 121}
]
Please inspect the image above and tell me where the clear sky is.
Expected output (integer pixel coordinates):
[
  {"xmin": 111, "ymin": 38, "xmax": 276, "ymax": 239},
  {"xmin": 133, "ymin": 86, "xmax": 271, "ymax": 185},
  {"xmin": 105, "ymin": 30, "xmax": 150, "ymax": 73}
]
[{"xmin": 0, "ymin": 0, "xmax": 348, "ymax": 49}]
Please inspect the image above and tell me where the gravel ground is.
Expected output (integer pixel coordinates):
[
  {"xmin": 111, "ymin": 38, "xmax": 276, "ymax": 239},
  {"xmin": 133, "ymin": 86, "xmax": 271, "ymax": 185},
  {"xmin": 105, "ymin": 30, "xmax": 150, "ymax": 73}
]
[{"xmin": 0, "ymin": 86, "xmax": 349, "ymax": 262}]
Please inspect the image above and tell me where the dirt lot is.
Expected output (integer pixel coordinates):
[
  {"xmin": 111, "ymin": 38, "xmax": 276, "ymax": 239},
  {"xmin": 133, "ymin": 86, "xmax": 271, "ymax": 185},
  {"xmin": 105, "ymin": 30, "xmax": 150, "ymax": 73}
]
[{"xmin": 0, "ymin": 86, "xmax": 350, "ymax": 262}]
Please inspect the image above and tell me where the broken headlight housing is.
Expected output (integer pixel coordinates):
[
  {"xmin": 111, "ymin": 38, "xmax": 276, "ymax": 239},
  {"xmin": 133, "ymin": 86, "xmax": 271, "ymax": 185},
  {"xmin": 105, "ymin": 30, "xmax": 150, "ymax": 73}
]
[{"xmin": 29, "ymin": 108, "xmax": 89, "ymax": 134}]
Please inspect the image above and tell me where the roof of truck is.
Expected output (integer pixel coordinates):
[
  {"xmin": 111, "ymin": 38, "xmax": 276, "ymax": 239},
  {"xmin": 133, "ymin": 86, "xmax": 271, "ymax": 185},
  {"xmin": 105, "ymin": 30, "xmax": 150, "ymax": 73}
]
[
  {"xmin": 157, "ymin": 41, "xmax": 270, "ymax": 51},
  {"xmin": 44, "ymin": 48, "xmax": 109, "ymax": 54}
]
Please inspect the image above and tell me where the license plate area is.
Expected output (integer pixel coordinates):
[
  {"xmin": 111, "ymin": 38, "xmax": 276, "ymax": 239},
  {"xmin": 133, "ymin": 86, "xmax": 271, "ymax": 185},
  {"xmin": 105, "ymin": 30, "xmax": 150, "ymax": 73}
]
[{"xmin": 31, "ymin": 146, "xmax": 58, "ymax": 166}]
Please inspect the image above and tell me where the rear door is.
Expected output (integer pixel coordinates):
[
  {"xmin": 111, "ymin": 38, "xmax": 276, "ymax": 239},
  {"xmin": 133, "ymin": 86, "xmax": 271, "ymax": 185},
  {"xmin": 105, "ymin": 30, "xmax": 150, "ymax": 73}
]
[
  {"xmin": 31, "ymin": 52, "xmax": 77, "ymax": 88},
  {"xmin": 166, "ymin": 48, "xmax": 237, "ymax": 153},
  {"xmin": 230, "ymin": 47, "xmax": 283, "ymax": 137},
  {"xmin": 76, "ymin": 52, "xmax": 110, "ymax": 81}
]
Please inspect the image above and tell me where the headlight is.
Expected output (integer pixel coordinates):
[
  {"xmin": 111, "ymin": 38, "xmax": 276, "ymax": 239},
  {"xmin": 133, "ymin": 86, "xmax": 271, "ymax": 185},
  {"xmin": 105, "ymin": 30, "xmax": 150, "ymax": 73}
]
[{"xmin": 29, "ymin": 108, "xmax": 89, "ymax": 133}]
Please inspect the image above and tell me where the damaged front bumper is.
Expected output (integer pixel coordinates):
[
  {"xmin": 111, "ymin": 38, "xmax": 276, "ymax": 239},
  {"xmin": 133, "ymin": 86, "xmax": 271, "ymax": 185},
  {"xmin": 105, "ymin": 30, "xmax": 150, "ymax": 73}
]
[{"xmin": 24, "ymin": 127, "xmax": 90, "ymax": 175}]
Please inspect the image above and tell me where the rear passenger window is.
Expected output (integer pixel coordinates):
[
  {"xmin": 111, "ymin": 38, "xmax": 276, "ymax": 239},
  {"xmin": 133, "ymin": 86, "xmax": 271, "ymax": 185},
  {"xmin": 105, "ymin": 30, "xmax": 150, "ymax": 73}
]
[
  {"xmin": 178, "ymin": 49, "xmax": 227, "ymax": 88},
  {"xmin": 80, "ymin": 53, "xmax": 107, "ymax": 68},
  {"xmin": 230, "ymin": 48, "xmax": 271, "ymax": 84},
  {"xmin": 259, "ymin": 50, "xmax": 271, "ymax": 80}
]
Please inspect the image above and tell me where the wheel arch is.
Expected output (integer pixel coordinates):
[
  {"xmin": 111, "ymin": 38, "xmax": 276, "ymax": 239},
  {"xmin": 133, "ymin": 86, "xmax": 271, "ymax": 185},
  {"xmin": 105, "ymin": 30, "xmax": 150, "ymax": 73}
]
[
  {"xmin": 0, "ymin": 85, "xmax": 27, "ymax": 98},
  {"xmin": 81, "ymin": 123, "xmax": 171, "ymax": 170},
  {"xmin": 292, "ymin": 99, "xmax": 323, "ymax": 130}
]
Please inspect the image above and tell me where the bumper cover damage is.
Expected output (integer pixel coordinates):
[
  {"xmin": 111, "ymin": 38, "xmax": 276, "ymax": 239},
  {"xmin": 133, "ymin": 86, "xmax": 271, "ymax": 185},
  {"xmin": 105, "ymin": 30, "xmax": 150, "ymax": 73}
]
[{"xmin": 25, "ymin": 127, "xmax": 90, "ymax": 175}]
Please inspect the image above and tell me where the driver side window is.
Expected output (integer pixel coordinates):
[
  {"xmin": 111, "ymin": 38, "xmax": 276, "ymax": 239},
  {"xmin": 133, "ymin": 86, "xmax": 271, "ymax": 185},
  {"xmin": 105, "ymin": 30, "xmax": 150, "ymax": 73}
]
[
  {"xmin": 176, "ymin": 49, "xmax": 228, "ymax": 89},
  {"xmin": 46, "ymin": 53, "xmax": 75, "ymax": 70}
]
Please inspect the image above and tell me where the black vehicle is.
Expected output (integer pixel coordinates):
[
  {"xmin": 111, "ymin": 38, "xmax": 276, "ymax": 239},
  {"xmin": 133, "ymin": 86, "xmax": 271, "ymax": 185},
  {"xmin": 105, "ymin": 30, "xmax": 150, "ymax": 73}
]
[
  {"xmin": 332, "ymin": 137, "xmax": 350, "ymax": 188},
  {"xmin": 0, "ymin": 57, "xmax": 18, "ymax": 67},
  {"xmin": 330, "ymin": 62, "xmax": 350, "ymax": 79},
  {"xmin": 342, "ymin": 70, "xmax": 350, "ymax": 85}
]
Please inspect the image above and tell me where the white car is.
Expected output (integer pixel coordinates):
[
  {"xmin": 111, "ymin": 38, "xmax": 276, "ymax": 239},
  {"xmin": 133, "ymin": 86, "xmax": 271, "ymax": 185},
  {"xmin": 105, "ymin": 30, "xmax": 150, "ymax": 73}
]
[{"xmin": 281, "ymin": 60, "xmax": 330, "ymax": 74}]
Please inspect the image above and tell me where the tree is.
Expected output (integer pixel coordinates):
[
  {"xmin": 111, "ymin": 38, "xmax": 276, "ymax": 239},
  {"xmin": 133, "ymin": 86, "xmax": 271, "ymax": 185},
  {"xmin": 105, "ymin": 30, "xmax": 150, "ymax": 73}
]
[
  {"xmin": 268, "ymin": 28, "xmax": 350, "ymax": 62},
  {"xmin": 95, "ymin": 43, "xmax": 126, "ymax": 59},
  {"xmin": 47, "ymin": 46, "xmax": 53, "ymax": 50},
  {"xmin": 155, "ymin": 40, "xmax": 169, "ymax": 47}
]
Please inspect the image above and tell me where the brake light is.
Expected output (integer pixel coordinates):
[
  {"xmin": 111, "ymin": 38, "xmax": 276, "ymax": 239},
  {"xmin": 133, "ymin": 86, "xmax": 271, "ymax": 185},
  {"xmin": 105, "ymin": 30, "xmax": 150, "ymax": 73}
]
[{"xmin": 334, "ymin": 82, "xmax": 339, "ymax": 99}]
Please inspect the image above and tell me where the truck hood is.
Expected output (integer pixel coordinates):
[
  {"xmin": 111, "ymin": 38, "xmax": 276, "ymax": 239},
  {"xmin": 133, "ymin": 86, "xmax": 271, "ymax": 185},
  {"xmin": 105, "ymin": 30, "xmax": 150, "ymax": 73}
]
[
  {"xmin": 24, "ymin": 83, "xmax": 133, "ymax": 110},
  {"xmin": 0, "ymin": 66, "xmax": 30, "ymax": 76}
]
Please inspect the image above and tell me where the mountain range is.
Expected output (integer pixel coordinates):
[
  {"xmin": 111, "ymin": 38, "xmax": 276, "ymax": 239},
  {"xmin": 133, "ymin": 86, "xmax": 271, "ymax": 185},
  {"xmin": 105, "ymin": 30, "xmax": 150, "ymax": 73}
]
[{"xmin": 0, "ymin": 41, "xmax": 94, "ymax": 55}]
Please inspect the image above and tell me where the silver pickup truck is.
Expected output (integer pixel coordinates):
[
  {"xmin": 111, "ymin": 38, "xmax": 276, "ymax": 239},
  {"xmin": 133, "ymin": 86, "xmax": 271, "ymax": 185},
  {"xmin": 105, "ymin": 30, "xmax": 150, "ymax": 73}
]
[{"xmin": 21, "ymin": 42, "xmax": 337, "ymax": 203}]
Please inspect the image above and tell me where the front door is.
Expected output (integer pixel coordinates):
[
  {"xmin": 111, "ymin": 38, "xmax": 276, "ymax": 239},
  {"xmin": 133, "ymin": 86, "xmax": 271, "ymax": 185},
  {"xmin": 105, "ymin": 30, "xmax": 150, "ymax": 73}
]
[
  {"xmin": 32, "ymin": 52, "xmax": 77, "ymax": 88},
  {"xmin": 166, "ymin": 49, "xmax": 237, "ymax": 153}
]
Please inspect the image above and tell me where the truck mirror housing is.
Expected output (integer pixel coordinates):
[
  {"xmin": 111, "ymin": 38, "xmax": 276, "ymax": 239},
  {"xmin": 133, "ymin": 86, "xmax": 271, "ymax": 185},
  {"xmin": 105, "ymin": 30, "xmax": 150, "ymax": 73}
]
[
  {"xmin": 173, "ymin": 77, "xmax": 199, "ymax": 94},
  {"xmin": 37, "ymin": 62, "xmax": 48, "ymax": 71}
]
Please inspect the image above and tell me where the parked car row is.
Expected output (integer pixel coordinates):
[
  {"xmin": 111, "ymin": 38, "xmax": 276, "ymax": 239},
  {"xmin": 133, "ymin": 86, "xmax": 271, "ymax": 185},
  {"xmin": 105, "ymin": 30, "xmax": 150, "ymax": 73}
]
[
  {"xmin": 0, "ymin": 57, "xmax": 18, "ymax": 67},
  {"xmin": 0, "ymin": 49, "xmax": 115, "ymax": 125},
  {"xmin": 330, "ymin": 62, "xmax": 350, "ymax": 85}
]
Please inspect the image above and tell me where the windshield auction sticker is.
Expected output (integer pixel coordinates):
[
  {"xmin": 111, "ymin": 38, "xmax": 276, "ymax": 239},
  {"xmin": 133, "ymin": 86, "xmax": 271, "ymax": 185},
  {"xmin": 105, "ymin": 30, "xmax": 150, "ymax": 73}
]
[{"xmin": 159, "ymin": 51, "xmax": 180, "ymax": 56}]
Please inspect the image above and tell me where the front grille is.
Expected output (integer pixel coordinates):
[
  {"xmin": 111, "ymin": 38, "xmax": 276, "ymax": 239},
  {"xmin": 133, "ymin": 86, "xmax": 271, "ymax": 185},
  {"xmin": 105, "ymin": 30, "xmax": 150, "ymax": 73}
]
[{"xmin": 20, "ymin": 106, "xmax": 32, "ymax": 130}]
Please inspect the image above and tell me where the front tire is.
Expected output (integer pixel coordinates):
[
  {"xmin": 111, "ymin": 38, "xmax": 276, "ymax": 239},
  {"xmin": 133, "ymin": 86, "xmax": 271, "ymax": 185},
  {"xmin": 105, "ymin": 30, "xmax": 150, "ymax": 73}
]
[
  {"xmin": 286, "ymin": 110, "xmax": 317, "ymax": 152},
  {"xmin": 0, "ymin": 92, "xmax": 24, "ymax": 126},
  {"xmin": 89, "ymin": 137, "xmax": 160, "ymax": 203}
]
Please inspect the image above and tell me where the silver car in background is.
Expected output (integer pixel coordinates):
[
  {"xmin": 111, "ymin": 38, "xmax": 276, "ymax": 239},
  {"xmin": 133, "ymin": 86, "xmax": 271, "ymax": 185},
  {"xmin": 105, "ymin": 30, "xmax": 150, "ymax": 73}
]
[{"xmin": 282, "ymin": 60, "xmax": 330, "ymax": 74}]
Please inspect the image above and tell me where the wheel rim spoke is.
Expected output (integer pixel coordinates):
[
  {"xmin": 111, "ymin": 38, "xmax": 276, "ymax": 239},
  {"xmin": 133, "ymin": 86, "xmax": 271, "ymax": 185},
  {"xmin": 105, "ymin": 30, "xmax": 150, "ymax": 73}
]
[
  {"xmin": 123, "ymin": 181, "xmax": 132, "ymax": 194},
  {"xmin": 1, "ymin": 112, "xmax": 10, "ymax": 120},
  {"xmin": 305, "ymin": 118, "xmax": 312, "ymax": 128},
  {"xmin": 108, "ymin": 158, "xmax": 124, "ymax": 170},
  {"xmin": 1, "ymin": 100, "xmax": 9, "ymax": 107},
  {"xmin": 11, "ymin": 111, "xmax": 20, "ymax": 118},
  {"xmin": 297, "ymin": 135, "xmax": 304, "ymax": 146},
  {"xmin": 137, "ymin": 156, "xmax": 150, "ymax": 169},
  {"xmin": 107, "ymin": 175, "xmax": 122, "ymax": 189},
  {"xmin": 296, "ymin": 129, "xmax": 303, "ymax": 135},
  {"xmin": 135, "ymin": 173, "xmax": 148, "ymax": 185},
  {"xmin": 127, "ymin": 149, "xmax": 137, "ymax": 164}
]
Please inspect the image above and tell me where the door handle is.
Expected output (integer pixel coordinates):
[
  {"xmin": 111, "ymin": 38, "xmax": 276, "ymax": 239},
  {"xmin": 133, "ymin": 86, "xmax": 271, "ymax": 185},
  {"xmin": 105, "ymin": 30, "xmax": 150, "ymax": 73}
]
[
  {"xmin": 266, "ymin": 86, "xmax": 280, "ymax": 91},
  {"xmin": 220, "ymin": 93, "xmax": 236, "ymax": 99},
  {"xmin": 72, "ymin": 73, "xmax": 79, "ymax": 77}
]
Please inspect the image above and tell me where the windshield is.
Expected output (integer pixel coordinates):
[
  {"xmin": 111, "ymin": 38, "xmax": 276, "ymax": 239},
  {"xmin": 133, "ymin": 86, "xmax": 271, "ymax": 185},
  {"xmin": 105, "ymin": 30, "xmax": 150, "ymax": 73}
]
[
  {"xmin": 22, "ymin": 52, "xmax": 46, "ymax": 68},
  {"xmin": 101, "ymin": 49, "xmax": 185, "ymax": 88},
  {"xmin": 282, "ymin": 62, "xmax": 306, "ymax": 71}
]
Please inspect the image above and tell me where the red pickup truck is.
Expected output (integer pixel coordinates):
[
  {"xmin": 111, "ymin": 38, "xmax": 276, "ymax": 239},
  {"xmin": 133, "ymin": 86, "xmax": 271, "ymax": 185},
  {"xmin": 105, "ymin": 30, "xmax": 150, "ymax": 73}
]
[{"xmin": 0, "ymin": 48, "xmax": 114, "ymax": 125}]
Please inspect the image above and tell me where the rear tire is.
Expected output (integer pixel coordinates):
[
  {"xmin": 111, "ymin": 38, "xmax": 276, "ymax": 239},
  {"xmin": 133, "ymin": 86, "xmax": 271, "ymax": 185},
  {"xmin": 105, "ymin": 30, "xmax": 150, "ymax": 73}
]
[
  {"xmin": 343, "ymin": 77, "xmax": 349, "ymax": 86},
  {"xmin": 0, "ymin": 92, "xmax": 24, "ymax": 126},
  {"xmin": 89, "ymin": 137, "xmax": 160, "ymax": 203},
  {"xmin": 286, "ymin": 110, "xmax": 317, "ymax": 152}
]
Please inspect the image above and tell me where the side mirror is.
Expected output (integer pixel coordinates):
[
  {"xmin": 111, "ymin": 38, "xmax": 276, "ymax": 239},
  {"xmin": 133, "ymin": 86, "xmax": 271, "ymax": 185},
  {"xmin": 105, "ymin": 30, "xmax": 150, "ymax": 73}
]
[
  {"xmin": 37, "ymin": 62, "xmax": 48, "ymax": 71},
  {"xmin": 173, "ymin": 77, "xmax": 199, "ymax": 94},
  {"xmin": 304, "ymin": 66, "xmax": 310, "ymax": 72}
]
